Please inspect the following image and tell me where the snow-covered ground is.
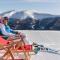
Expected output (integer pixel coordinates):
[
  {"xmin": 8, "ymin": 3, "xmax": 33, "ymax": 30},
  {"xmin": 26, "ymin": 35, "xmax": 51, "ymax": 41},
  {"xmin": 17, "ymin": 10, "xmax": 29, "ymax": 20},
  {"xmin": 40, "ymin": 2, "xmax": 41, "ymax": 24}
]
[
  {"xmin": 19, "ymin": 30, "xmax": 60, "ymax": 49},
  {"xmin": 0, "ymin": 30, "xmax": 60, "ymax": 60},
  {"xmin": 30, "ymin": 52, "xmax": 60, "ymax": 60},
  {"xmin": 18, "ymin": 30, "xmax": 60, "ymax": 60}
]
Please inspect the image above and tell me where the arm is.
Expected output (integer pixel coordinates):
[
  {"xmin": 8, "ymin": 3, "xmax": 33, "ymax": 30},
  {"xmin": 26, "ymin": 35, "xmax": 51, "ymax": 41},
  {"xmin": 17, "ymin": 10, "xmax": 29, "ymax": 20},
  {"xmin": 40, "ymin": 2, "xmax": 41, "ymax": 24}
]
[{"xmin": 10, "ymin": 29, "xmax": 18, "ymax": 34}]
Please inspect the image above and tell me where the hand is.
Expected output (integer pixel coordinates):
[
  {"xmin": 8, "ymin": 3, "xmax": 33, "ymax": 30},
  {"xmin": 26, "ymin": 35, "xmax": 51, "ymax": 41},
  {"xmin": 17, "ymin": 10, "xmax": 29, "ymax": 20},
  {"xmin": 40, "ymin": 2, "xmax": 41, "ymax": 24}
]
[
  {"xmin": 7, "ymin": 35, "xmax": 14, "ymax": 41},
  {"xmin": 18, "ymin": 32, "xmax": 26, "ymax": 39}
]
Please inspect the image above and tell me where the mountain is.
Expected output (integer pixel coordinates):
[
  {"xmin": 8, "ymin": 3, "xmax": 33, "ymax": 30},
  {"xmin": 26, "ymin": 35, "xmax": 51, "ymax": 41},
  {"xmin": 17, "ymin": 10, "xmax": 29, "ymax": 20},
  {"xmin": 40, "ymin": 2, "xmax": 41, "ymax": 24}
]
[{"xmin": 0, "ymin": 10, "xmax": 60, "ymax": 30}]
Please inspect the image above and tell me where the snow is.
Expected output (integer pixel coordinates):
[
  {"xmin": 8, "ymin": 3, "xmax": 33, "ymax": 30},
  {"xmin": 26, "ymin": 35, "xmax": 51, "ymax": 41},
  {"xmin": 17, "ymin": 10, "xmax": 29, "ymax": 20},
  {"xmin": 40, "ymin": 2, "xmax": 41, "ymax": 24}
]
[
  {"xmin": 18, "ymin": 30, "xmax": 60, "ymax": 60},
  {"xmin": 23, "ymin": 10, "xmax": 34, "ymax": 19},
  {"xmin": 31, "ymin": 52, "xmax": 60, "ymax": 60},
  {"xmin": 19, "ymin": 30, "xmax": 60, "ymax": 49}
]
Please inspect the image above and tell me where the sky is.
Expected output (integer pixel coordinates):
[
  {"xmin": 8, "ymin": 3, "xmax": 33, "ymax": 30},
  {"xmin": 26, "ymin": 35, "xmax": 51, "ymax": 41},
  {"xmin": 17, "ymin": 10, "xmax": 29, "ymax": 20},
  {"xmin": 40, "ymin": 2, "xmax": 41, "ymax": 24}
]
[{"xmin": 0, "ymin": 0, "xmax": 60, "ymax": 15}]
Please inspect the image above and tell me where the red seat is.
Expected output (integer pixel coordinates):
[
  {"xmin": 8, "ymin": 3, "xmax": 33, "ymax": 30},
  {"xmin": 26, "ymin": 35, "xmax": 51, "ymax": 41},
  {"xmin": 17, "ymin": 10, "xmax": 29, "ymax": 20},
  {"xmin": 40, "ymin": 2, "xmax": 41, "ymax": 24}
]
[
  {"xmin": 0, "ymin": 36, "xmax": 32, "ymax": 51},
  {"xmin": 0, "ymin": 36, "xmax": 9, "ymax": 45}
]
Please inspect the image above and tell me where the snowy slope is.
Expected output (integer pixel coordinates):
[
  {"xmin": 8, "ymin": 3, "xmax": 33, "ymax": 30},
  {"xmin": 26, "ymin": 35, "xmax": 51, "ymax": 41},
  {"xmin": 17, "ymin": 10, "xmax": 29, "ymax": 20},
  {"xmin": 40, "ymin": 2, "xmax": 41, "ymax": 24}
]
[
  {"xmin": 18, "ymin": 30, "xmax": 60, "ymax": 49},
  {"xmin": 18, "ymin": 30, "xmax": 60, "ymax": 60},
  {"xmin": 31, "ymin": 52, "xmax": 60, "ymax": 60},
  {"xmin": 22, "ymin": 30, "xmax": 60, "ymax": 60}
]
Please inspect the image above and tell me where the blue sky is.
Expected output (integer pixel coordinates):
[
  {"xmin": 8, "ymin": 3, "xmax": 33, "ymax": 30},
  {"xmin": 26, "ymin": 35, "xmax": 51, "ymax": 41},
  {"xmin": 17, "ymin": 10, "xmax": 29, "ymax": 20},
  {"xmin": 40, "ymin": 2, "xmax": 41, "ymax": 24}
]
[{"xmin": 0, "ymin": 0, "xmax": 60, "ymax": 15}]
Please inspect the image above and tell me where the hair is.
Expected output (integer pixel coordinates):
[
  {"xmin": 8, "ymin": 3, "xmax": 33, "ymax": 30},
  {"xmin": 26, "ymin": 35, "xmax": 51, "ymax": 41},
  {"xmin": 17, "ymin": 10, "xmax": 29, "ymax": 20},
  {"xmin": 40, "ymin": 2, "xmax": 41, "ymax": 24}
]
[{"xmin": 3, "ymin": 17, "xmax": 9, "ymax": 20}]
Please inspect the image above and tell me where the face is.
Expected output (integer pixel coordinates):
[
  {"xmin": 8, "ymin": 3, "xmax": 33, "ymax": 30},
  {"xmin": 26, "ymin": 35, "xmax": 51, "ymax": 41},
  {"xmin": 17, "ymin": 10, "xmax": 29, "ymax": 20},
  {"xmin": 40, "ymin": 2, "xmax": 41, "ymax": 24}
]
[{"xmin": 3, "ymin": 19, "xmax": 8, "ymax": 25}]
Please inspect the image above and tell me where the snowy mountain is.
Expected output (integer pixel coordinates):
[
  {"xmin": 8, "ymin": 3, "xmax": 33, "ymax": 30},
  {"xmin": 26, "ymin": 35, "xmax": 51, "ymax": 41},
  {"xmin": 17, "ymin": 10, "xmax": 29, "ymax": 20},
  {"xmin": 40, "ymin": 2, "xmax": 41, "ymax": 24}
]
[{"xmin": 0, "ymin": 10, "xmax": 55, "ymax": 20}]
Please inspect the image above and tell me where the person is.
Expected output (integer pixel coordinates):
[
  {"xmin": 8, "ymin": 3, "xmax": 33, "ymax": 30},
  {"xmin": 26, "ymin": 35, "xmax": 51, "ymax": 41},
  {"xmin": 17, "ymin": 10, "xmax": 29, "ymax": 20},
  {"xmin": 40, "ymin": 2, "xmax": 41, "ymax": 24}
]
[
  {"xmin": 0, "ymin": 17, "xmax": 40, "ymax": 54},
  {"xmin": 0, "ymin": 17, "xmax": 18, "ymax": 36}
]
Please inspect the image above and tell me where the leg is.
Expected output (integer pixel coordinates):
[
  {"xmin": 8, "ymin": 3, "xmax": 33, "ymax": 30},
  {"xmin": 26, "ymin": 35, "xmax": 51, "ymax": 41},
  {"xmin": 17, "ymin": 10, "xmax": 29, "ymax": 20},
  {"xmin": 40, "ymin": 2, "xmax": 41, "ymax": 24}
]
[{"xmin": 20, "ymin": 40, "xmax": 30, "ymax": 60}]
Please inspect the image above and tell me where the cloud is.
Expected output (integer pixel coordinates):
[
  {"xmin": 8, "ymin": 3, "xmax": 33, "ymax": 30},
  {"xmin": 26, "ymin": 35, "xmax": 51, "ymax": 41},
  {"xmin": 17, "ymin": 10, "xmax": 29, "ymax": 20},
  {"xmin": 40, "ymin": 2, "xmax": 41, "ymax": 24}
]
[
  {"xmin": 20, "ymin": 0, "xmax": 48, "ymax": 2},
  {"xmin": 26, "ymin": 0, "xmax": 47, "ymax": 2},
  {"xmin": 19, "ymin": 0, "xmax": 60, "ymax": 3}
]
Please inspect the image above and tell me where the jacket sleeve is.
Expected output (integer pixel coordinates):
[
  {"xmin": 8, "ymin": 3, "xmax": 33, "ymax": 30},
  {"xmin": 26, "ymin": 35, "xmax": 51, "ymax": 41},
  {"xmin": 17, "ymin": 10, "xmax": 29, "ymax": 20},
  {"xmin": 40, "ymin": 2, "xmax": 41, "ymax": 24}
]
[{"xmin": 10, "ymin": 29, "xmax": 18, "ymax": 34}]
